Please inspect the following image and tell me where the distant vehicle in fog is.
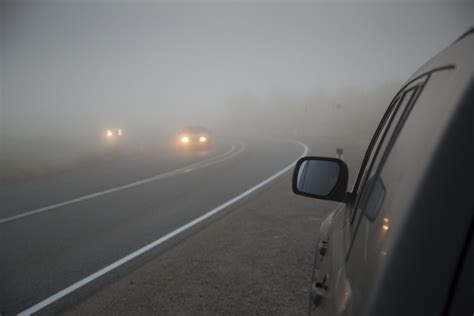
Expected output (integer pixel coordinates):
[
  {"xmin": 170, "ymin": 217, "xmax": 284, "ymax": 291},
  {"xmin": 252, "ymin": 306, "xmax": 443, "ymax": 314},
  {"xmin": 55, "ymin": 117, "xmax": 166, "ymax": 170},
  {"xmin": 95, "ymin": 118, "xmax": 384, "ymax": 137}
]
[
  {"xmin": 292, "ymin": 28, "xmax": 474, "ymax": 315},
  {"xmin": 102, "ymin": 128, "xmax": 125, "ymax": 152},
  {"xmin": 176, "ymin": 126, "xmax": 212, "ymax": 150},
  {"xmin": 105, "ymin": 128, "xmax": 123, "ymax": 139}
]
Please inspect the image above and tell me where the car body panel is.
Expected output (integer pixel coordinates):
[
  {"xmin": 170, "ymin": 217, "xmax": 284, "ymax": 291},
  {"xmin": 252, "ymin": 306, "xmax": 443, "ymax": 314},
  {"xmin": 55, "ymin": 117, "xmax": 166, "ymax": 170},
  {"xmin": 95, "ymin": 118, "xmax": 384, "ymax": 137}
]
[{"xmin": 306, "ymin": 30, "xmax": 474, "ymax": 316}]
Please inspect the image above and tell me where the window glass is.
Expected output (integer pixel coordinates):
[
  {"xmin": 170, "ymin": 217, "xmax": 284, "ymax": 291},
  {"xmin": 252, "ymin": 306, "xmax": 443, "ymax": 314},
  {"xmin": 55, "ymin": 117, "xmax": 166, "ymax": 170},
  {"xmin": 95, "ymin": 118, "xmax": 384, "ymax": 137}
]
[
  {"xmin": 349, "ymin": 96, "xmax": 400, "ymax": 221},
  {"xmin": 297, "ymin": 160, "xmax": 340, "ymax": 196},
  {"xmin": 367, "ymin": 89, "xmax": 416, "ymax": 181},
  {"xmin": 354, "ymin": 88, "xmax": 417, "ymax": 227}
]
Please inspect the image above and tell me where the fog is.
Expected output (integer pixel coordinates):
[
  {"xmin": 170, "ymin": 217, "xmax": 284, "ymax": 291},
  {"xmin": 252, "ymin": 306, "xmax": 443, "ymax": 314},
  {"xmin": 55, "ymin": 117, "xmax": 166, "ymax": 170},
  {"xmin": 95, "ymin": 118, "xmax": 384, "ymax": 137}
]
[{"xmin": 1, "ymin": 0, "xmax": 473, "ymax": 182}]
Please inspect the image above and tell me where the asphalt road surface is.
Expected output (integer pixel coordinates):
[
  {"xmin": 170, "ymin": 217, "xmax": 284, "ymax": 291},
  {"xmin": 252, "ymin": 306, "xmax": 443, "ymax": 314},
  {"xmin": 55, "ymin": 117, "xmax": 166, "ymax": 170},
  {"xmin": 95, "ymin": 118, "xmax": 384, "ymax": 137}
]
[{"xmin": 0, "ymin": 138, "xmax": 307, "ymax": 315}]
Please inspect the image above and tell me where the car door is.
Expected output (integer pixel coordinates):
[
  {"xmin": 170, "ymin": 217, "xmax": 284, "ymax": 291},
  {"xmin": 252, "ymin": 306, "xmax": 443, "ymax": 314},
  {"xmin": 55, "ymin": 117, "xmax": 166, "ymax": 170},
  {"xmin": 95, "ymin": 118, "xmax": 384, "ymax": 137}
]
[{"xmin": 309, "ymin": 77, "xmax": 426, "ymax": 315}]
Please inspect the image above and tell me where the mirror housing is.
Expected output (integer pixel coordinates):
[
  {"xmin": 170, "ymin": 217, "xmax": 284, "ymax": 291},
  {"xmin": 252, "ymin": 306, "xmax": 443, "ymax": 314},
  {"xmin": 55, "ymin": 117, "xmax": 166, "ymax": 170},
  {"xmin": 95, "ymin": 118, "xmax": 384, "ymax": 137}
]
[{"xmin": 292, "ymin": 156, "xmax": 351, "ymax": 203}]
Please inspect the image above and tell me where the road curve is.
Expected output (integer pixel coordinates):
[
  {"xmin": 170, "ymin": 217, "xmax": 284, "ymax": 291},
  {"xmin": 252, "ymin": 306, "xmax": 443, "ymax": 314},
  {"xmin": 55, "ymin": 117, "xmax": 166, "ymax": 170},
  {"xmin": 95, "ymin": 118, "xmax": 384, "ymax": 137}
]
[{"xmin": 0, "ymin": 138, "xmax": 307, "ymax": 315}]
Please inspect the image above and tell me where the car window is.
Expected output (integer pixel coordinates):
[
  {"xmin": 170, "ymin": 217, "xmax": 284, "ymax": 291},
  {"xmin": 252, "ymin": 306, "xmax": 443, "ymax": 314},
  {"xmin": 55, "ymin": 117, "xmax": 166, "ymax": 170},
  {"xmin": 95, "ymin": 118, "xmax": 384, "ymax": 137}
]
[
  {"xmin": 356, "ymin": 89, "xmax": 416, "ymax": 221},
  {"xmin": 349, "ymin": 83, "xmax": 424, "ymax": 245},
  {"xmin": 348, "ymin": 96, "xmax": 400, "ymax": 221},
  {"xmin": 366, "ymin": 88, "xmax": 418, "ymax": 181},
  {"xmin": 349, "ymin": 77, "xmax": 427, "ymax": 227},
  {"xmin": 348, "ymin": 96, "xmax": 401, "ymax": 223}
]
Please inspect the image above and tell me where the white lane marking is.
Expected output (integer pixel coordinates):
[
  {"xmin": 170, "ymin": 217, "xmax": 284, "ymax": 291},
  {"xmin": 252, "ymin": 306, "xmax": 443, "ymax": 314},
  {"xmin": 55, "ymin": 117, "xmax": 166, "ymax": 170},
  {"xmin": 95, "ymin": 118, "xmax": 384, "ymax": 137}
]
[
  {"xmin": 18, "ymin": 140, "xmax": 308, "ymax": 316},
  {"xmin": 0, "ymin": 144, "xmax": 241, "ymax": 225}
]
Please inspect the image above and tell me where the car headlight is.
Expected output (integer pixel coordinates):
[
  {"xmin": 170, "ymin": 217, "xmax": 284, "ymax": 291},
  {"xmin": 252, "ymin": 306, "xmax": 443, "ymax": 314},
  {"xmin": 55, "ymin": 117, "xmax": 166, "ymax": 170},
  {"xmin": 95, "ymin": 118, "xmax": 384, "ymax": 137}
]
[
  {"xmin": 107, "ymin": 130, "xmax": 113, "ymax": 137},
  {"xmin": 181, "ymin": 136, "xmax": 189, "ymax": 143},
  {"xmin": 199, "ymin": 136, "xmax": 207, "ymax": 142},
  {"xmin": 117, "ymin": 129, "xmax": 122, "ymax": 136}
]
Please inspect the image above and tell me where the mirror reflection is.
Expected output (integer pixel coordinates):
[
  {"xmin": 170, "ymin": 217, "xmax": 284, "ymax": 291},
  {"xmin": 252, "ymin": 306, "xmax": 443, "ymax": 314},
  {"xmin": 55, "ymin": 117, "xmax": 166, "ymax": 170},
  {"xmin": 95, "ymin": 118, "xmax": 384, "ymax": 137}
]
[{"xmin": 296, "ymin": 159, "xmax": 341, "ymax": 196}]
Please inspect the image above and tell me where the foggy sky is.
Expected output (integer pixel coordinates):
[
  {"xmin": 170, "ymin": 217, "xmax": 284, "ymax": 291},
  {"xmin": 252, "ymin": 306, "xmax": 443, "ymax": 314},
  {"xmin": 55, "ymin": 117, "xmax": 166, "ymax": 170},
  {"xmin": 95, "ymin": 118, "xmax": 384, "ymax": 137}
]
[{"xmin": 1, "ymin": 1, "xmax": 473, "ymax": 138}]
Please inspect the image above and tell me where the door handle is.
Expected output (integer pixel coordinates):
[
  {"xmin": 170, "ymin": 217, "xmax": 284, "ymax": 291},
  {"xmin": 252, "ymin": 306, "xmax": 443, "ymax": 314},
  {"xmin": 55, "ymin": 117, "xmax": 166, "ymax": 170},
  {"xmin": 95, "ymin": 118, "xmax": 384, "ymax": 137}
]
[
  {"xmin": 318, "ymin": 241, "xmax": 328, "ymax": 256},
  {"xmin": 310, "ymin": 273, "xmax": 328, "ymax": 308}
]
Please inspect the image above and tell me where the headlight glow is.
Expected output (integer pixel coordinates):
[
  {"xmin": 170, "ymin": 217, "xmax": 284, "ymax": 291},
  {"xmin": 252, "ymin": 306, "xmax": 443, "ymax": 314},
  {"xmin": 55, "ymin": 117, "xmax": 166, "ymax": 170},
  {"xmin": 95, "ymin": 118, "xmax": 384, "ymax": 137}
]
[
  {"xmin": 117, "ymin": 129, "xmax": 122, "ymax": 136},
  {"xmin": 107, "ymin": 130, "xmax": 113, "ymax": 137},
  {"xmin": 199, "ymin": 136, "xmax": 207, "ymax": 142},
  {"xmin": 181, "ymin": 136, "xmax": 189, "ymax": 143}
]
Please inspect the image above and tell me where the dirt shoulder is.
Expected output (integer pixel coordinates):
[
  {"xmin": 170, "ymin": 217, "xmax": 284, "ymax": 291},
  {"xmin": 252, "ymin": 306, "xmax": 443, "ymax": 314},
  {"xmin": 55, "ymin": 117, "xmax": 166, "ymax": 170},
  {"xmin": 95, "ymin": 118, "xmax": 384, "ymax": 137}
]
[{"xmin": 62, "ymin": 173, "xmax": 337, "ymax": 315}]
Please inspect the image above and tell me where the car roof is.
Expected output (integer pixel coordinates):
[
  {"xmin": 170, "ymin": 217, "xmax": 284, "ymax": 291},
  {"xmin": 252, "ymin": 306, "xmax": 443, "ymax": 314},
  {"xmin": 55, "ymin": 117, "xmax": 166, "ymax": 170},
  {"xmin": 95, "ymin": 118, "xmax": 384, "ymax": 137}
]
[
  {"xmin": 410, "ymin": 27, "xmax": 473, "ymax": 79},
  {"xmin": 453, "ymin": 26, "xmax": 474, "ymax": 44}
]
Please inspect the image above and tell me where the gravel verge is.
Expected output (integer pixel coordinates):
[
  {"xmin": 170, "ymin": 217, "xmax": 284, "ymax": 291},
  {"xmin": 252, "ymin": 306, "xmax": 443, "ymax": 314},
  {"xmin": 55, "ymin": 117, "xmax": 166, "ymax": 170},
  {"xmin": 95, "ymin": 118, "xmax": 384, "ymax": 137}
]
[{"xmin": 63, "ymin": 174, "xmax": 336, "ymax": 315}]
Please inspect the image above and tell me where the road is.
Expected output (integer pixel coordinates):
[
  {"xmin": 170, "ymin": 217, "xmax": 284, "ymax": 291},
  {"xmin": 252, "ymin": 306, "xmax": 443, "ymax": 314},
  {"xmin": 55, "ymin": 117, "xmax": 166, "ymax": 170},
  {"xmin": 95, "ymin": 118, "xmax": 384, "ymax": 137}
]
[{"xmin": 0, "ymin": 138, "xmax": 307, "ymax": 315}]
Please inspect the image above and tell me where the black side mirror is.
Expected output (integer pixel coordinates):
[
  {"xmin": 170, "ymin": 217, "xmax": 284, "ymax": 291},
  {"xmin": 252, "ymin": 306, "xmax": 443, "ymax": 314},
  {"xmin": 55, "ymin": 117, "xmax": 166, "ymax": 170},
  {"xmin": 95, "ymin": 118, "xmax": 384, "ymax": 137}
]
[{"xmin": 292, "ymin": 156, "xmax": 351, "ymax": 203}]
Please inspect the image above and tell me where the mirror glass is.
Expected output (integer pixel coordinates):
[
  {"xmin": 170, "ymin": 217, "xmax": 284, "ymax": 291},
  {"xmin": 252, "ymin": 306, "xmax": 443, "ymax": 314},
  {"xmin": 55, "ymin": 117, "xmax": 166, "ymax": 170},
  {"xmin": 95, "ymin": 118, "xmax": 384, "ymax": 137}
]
[{"xmin": 296, "ymin": 159, "xmax": 341, "ymax": 196}]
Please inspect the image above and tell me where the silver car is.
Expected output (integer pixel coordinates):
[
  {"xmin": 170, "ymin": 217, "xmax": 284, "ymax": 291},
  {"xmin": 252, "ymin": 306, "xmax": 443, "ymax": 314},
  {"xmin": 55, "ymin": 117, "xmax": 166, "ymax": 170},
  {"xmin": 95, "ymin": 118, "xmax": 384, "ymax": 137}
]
[{"xmin": 293, "ymin": 28, "xmax": 474, "ymax": 316}]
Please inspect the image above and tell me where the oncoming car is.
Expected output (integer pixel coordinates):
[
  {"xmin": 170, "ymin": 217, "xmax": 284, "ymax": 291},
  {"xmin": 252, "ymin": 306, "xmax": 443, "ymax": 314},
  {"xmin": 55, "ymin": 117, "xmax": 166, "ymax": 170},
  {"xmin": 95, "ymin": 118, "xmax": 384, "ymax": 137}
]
[
  {"xmin": 104, "ymin": 128, "xmax": 123, "ymax": 142},
  {"xmin": 102, "ymin": 128, "xmax": 125, "ymax": 151},
  {"xmin": 292, "ymin": 28, "xmax": 474, "ymax": 315},
  {"xmin": 105, "ymin": 128, "xmax": 123, "ymax": 139},
  {"xmin": 176, "ymin": 126, "xmax": 212, "ymax": 150}
]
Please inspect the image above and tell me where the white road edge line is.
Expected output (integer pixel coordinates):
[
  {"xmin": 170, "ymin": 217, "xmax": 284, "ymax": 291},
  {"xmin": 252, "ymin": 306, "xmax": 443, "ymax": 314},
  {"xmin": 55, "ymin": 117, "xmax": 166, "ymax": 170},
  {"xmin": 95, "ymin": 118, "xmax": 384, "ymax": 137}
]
[
  {"xmin": 18, "ymin": 140, "xmax": 308, "ymax": 316},
  {"xmin": 0, "ymin": 144, "xmax": 241, "ymax": 225}
]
